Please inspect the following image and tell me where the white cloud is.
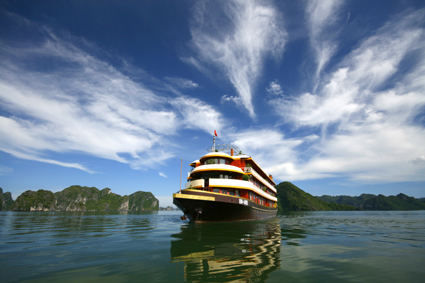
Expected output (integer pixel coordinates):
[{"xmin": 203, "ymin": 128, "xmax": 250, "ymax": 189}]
[
  {"xmin": 220, "ymin": 94, "xmax": 245, "ymax": 111},
  {"xmin": 180, "ymin": 56, "xmax": 214, "ymax": 79},
  {"xmin": 0, "ymin": 146, "xmax": 93, "ymax": 173},
  {"xmin": 305, "ymin": 0, "xmax": 343, "ymax": 86},
  {"xmin": 0, "ymin": 40, "xmax": 172, "ymax": 169},
  {"xmin": 165, "ymin": 77, "xmax": 199, "ymax": 89},
  {"xmin": 189, "ymin": 0, "xmax": 286, "ymax": 119},
  {"xmin": 0, "ymin": 164, "xmax": 13, "ymax": 175},
  {"xmin": 229, "ymin": 129, "xmax": 324, "ymax": 180},
  {"xmin": 158, "ymin": 172, "xmax": 167, "ymax": 178},
  {"xmin": 171, "ymin": 96, "xmax": 224, "ymax": 134},
  {"xmin": 266, "ymin": 10, "xmax": 425, "ymax": 183},
  {"xmin": 275, "ymin": 10, "xmax": 425, "ymax": 127},
  {"xmin": 0, "ymin": 14, "xmax": 225, "ymax": 172},
  {"xmin": 266, "ymin": 81, "xmax": 284, "ymax": 96}
]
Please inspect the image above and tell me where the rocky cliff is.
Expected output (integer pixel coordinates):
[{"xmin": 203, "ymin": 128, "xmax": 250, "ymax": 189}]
[
  {"xmin": 10, "ymin": 185, "xmax": 159, "ymax": 211},
  {"xmin": 1, "ymin": 187, "xmax": 15, "ymax": 211}
]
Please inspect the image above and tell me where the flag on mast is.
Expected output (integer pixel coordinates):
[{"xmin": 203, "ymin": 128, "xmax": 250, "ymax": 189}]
[{"xmin": 214, "ymin": 130, "xmax": 218, "ymax": 137}]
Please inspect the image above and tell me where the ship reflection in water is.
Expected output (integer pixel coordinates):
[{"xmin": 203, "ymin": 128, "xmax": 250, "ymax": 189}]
[{"xmin": 170, "ymin": 219, "xmax": 281, "ymax": 282}]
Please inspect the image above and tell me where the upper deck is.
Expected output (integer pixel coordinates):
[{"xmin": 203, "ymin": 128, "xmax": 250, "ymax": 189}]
[{"xmin": 189, "ymin": 151, "xmax": 276, "ymax": 193}]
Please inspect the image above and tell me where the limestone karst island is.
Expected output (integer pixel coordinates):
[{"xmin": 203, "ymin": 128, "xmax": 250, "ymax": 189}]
[
  {"xmin": 1, "ymin": 183, "xmax": 424, "ymax": 212},
  {"xmin": 1, "ymin": 185, "xmax": 158, "ymax": 212}
]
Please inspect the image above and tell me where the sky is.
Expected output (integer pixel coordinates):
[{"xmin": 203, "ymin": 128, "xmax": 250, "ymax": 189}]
[{"xmin": 1, "ymin": 0, "xmax": 424, "ymax": 207}]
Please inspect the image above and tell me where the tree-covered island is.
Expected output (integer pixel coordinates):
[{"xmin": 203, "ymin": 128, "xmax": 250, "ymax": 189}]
[
  {"xmin": 2, "ymin": 185, "xmax": 158, "ymax": 212},
  {"xmin": 1, "ymin": 182, "xmax": 424, "ymax": 212}
]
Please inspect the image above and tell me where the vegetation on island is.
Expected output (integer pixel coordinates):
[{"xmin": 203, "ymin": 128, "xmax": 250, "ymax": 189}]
[
  {"xmin": 12, "ymin": 189, "xmax": 56, "ymax": 211},
  {"xmin": 317, "ymin": 193, "xmax": 425, "ymax": 210},
  {"xmin": 128, "ymin": 191, "xmax": 158, "ymax": 211},
  {"xmin": 2, "ymin": 182, "xmax": 424, "ymax": 212},
  {"xmin": 6, "ymin": 185, "xmax": 158, "ymax": 212},
  {"xmin": 275, "ymin": 182, "xmax": 357, "ymax": 211}
]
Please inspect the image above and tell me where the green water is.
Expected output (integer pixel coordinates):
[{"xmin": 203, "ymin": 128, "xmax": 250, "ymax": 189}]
[{"xmin": 0, "ymin": 211, "xmax": 424, "ymax": 282}]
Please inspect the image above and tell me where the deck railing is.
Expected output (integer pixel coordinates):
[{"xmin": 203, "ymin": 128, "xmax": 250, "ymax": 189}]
[
  {"xmin": 185, "ymin": 179, "xmax": 204, "ymax": 189},
  {"xmin": 242, "ymin": 167, "xmax": 276, "ymax": 193},
  {"xmin": 185, "ymin": 178, "xmax": 277, "ymax": 202}
]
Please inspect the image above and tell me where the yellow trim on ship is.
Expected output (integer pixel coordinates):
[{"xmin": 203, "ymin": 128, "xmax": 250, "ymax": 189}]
[
  {"xmin": 183, "ymin": 188, "xmax": 241, "ymax": 199},
  {"xmin": 173, "ymin": 193, "xmax": 215, "ymax": 202},
  {"xmin": 192, "ymin": 168, "xmax": 243, "ymax": 174}
]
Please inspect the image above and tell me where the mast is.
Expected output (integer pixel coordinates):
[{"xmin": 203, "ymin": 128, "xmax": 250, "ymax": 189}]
[
  {"xmin": 213, "ymin": 136, "xmax": 216, "ymax": 152},
  {"xmin": 179, "ymin": 158, "xmax": 182, "ymax": 193}
]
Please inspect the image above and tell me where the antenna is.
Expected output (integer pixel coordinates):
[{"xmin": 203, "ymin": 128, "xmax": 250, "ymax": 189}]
[
  {"xmin": 207, "ymin": 144, "xmax": 242, "ymax": 155},
  {"xmin": 179, "ymin": 158, "xmax": 182, "ymax": 194}
]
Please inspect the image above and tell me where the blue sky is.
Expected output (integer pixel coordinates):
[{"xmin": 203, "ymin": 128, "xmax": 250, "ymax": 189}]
[{"xmin": 1, "ymin": 0, "xmax": 424, "ymax": 207}]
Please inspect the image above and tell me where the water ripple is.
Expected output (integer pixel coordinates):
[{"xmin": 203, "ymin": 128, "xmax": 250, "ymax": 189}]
[{"xmin": 0, "ymin": 211, "xmax": 424, "ymax": 282}]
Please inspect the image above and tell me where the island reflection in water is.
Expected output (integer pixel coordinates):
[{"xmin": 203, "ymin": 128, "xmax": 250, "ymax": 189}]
[{"xmin": 170, "ymin": 219, "xmax": 290, "ymax": 282}]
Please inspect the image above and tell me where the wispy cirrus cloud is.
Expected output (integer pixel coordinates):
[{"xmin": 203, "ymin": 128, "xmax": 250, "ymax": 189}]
[
  {"xmin": 0, "ymin": 13, "xmax": 225, "ymax": 172},
  {"xmin": 229, "ymin": 128, "xmax": 325, "ymax": 180},
  {"xmin": 188, "ymin": 0, "xmax": 286, "ymax": 119},
  {"xmin": 266, "ymin": 9, "xmax": 425, "ymax": 183},
  {"xmin": 164, "ymin": 77, "xmax": 199, "ymax": 89},
  {"xmin": 305, "ymin": 0, "xmax": 343, "ymax": 87},
  {"xmin": 171, "ymin": 96, "xmax": 224, "ymax": 134},
  {"xmin": 0, "ymin": 164, "xmax": 13, "ymax": 175},
  {"xmin": 278, "ymin": 9, "xmax": 425, "ymax": 127}
]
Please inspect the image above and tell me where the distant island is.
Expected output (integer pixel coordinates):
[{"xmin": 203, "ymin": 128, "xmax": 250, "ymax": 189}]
[
  {"xmin": 159, "ymin": 206, "xmax": 179, "ymax": 211},
  {"xmin": 2, "ymin": 182, "xmax": 424, "ymax": 212},
  {"xmin": 275, "ymin": 182, "xmax": 425, "ymax": 211},
  {"xmin": 317, "ymin": 193, "xmax": 425, "ymax": 211},
  {"xmin": 0, "ymin": 185, "xmax": 159, "ymax": 211},
  {"xmin": 276, "ymin": 182, "xmax": 357, "ymax": 211}
]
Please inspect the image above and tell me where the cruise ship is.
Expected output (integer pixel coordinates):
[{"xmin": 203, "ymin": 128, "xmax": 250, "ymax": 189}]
[{"xmin": 173, "ymin": 142, "xmax": 278, "ymax": 222}]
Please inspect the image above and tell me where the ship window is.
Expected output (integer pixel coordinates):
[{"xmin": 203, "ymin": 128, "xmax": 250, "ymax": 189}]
[
  {"xmin": 236, "ymin": 190, "xmax": 240, "ymax": 197},
  {"xmin": 229, "ymin": 189, "xmax": 235, "ymax": 196},
  {"xmin": 205, "ymin": 158, "xmax": 230, "ymax": 165},
  {"xmin": 213, "ymin": 188, "xmax": 220, "ymax": 193}
]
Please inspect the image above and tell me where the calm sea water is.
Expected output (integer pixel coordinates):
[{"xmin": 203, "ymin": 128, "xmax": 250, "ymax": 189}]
[{"xmin": 1, "ymin": 210, "xmax": 424, "ymax": 282}]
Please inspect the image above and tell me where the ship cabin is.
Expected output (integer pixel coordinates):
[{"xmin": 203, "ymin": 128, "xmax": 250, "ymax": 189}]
[{"xmin": 186, "ymin": 152, "xmax": 277, "ymax": 208}]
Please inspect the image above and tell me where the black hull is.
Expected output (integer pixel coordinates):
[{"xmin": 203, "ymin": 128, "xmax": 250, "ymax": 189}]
[{"xmin": 173, "ymin": 190, "xmax": 277, "ymax": 222}]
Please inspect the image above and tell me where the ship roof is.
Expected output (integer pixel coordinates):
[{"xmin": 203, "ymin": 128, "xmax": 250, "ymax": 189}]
[
  {"xmin": 233, "ymin": 154, "xmax": 250, "ymax": 159},
  {"xmin": 199, "ymin": 152, "xmax": 235, "ymax": 163}
]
